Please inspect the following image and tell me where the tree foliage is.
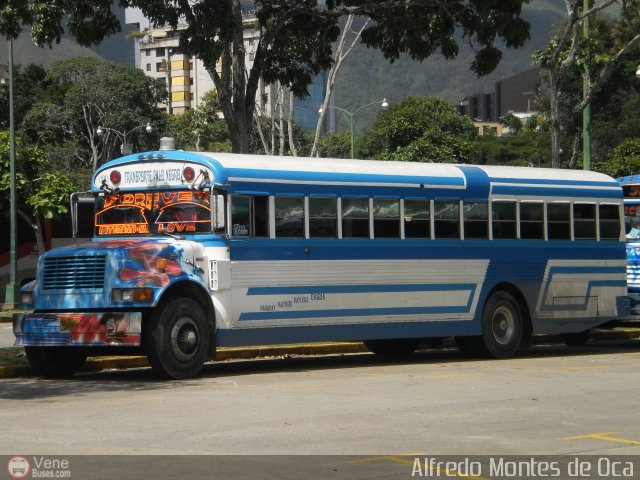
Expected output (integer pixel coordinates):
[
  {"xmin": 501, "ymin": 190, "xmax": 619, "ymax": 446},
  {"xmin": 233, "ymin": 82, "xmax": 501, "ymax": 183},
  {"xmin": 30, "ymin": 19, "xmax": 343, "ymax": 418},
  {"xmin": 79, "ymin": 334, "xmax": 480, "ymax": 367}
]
[
  {"xmin": 595, "ymin": 138, "xmax": 640, "ymax": 178},
  {"xmin": 533, "ymin": 1, "xmax": 640, "ymax": 168},
  {"xmin": 1, "ymin": 0, "xmax": 532, "ymax": 153},
  {"xmin": 363, "ymin": 97, "xmax": 478, "ymax": 163},
  {"xmin": 0, "ymin": 131, "xmax": 74, "ymax": 254}
]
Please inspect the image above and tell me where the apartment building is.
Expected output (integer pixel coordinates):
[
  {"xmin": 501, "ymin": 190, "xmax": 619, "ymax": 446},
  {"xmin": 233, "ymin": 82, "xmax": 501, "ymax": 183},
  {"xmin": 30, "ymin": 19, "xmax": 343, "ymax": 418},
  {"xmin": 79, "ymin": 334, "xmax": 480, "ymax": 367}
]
[{"xmin": 125, "ymin": 8, "xmax": 262, "ymax": 114}]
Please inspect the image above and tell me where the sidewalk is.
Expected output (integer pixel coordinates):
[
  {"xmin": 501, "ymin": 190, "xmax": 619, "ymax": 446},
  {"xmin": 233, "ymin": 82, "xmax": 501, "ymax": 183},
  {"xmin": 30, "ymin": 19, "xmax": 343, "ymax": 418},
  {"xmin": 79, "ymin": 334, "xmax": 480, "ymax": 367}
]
[{"xmin": 2, "ymin": 310, "xmax": 640, "ymax": 379}]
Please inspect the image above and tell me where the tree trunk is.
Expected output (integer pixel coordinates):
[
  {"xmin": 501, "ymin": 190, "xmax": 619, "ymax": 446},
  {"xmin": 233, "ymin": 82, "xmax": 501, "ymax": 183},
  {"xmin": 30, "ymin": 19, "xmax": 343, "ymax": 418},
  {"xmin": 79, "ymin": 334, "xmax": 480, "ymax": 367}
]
[
  {"xmin": 548, "ymin": 73, "xmax": 562, "ymax": 169},
  {"xmin": 287, "ymin": 90, "xmax": 298, "ymax": 156}
]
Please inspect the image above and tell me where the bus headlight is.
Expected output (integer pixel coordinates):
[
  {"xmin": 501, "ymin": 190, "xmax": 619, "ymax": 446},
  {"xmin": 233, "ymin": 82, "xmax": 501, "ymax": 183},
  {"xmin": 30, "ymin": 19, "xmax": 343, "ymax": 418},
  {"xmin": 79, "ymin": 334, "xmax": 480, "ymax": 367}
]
[
  {"xmin": 20, "ymin": 292, "xmax": 34, "ymax": 307},
  {"xmin": 112, "ymin": 288, "xmax": 154, "ymax": 303}
]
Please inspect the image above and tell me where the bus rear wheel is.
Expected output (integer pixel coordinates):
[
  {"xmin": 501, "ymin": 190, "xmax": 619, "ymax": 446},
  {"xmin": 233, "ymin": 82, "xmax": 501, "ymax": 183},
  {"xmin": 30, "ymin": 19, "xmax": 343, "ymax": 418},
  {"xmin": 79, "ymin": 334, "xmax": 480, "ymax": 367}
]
[
  {"xmin": 480, "ymin": 291, "xmax": 523, "ymax": 358},
  {"xmin": 144, "ymin": 297, "xmax": 210, "ymax": 379},
  {"xmin": 364, "ymin": 339, "xmax": 420, "ymax": 356},
  {"xmin": 25, "ymin": 346, "xmax": 87, "ymax": 378}
]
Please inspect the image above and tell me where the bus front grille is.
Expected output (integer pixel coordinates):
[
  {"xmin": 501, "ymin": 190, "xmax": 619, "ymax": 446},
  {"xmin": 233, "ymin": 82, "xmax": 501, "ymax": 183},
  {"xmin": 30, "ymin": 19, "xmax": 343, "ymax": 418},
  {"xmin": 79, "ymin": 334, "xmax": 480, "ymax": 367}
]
[{"xmin": 41, "ymin": 255, "xmax": 107, "ymax": 290}]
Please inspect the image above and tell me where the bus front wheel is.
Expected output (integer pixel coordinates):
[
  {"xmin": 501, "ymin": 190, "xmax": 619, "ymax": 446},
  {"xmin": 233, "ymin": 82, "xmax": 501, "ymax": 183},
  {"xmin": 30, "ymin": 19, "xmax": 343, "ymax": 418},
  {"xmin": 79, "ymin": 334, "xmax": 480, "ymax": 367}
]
[
  {"xmin": 480, "ymin": 291, "xmax": 523, "ymax": 358},
  {"xmin": 144, "ymin": 297, "xmax": 210, "ymax": 379},
  {"xmin": 25, "ymin": 346, "xmax": 87, "ymax": 378}
]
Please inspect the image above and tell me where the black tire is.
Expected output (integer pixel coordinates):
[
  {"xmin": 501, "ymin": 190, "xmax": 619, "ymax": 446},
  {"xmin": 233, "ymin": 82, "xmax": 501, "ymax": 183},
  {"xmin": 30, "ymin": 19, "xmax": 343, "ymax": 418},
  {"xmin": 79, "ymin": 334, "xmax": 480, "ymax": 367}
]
[
  {"xmin": 143, "ymin": 297, "xmax": 210, "ymax": 379},
  {"xmin": 561, "ymin": 330, "xmax": 590, "ymax": 346},
  {"xmin": 480, "ymin": 291, "xmax": 523, "ymax": 358},
  {"xmin": 25, "ymin": 346, "xmax": 87, "ymax": 378},
  {"xmin": 364, "ymin": 339, "xmax": 420, "ymax": 356}
]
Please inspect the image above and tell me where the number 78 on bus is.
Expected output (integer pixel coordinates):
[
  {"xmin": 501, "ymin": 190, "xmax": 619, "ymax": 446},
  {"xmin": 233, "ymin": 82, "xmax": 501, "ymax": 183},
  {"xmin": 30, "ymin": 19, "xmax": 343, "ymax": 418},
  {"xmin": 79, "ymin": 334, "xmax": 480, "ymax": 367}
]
[{"xmin": 14, "ymin": 139, "xmax": 629, "ymax": 379}]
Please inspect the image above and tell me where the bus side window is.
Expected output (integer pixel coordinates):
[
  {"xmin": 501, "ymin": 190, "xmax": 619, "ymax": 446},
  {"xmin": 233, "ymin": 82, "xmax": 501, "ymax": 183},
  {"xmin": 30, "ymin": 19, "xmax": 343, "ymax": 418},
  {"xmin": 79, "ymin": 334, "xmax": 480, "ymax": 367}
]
[
  {"xmin": 373, "ymin": 199, "xmax": 400, "ymax": 238},
  {"xmin": 463, "ymin": 201, "xmax": 488, "ymax": 239},
  {"xmin": 342, "ymin": 198, "xmax": 369, "ymax": 238},
  {"xmin": 309, "ymin": 197, "xmax": 337, "ymax": 238},
  {"xmin": 434, "ymin": 201, "xmax": 460, "ymax": 239},
  {"xmin": 231, "ymin": 196, "xmax": 252, "ymax": 237},
  {"xmin": 574, "ymin": 203, "xmax": 596, "ymax": 240},
  {"xmin": 520, "ymin": 202, "xmax": 544, "ymax": 240},
  {"xmin": 547, "ymin": 203, "xmax": 570, "ymax": 240},
  {"xmin": 599, "ymin": 204, "xmax": 621, "ymax": 241},
  {"xmin": 492, "ymin": 201, "xmax": 516, "ymax": 239},
  {"xmin": 275, "ymin": 197, "xmax": 304, "ymax": 237},
  {"xmin": 253, "ymin": 196, "xmax": 269, "ymax": 237},
  {"xmin": 404, "ymin": 199, "xmax": 430, "ymax": 238}
]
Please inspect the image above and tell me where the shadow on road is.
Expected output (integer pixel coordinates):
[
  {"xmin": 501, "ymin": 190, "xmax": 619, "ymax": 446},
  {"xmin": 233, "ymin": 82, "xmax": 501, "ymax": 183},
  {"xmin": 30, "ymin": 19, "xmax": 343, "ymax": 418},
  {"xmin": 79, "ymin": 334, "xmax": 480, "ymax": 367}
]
[{"xmin": 1, "ymin": 336, "xmax": 639, "ymax": 401}]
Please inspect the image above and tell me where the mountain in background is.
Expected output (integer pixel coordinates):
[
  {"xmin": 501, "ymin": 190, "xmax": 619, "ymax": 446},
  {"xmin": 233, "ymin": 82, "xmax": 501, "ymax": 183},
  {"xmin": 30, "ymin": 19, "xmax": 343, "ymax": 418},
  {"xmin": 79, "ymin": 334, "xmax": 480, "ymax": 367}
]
[
  {"xmin": 0, "ymin": 6, "xmax": 134, "ymax": 67},
  {"xmin": 331, "ymin": 0, "xmax": 566, "ymax": 129}
]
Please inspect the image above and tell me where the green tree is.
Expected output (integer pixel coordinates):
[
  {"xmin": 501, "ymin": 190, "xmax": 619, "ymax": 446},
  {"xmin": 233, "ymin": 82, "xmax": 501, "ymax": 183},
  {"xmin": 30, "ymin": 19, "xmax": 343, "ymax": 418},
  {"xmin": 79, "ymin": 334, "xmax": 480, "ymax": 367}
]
[
  {"xmin": 533, "ymin": 1, "xmax": 640, "ymax": 168},
  {"xmin": 1, "ymin": 1, "xmax": 532, "ymax": 154},
  {"xmin": 163, "ymin": 90, "xmax": 230, "ymax": 152},
  {"xmin": 0, "ymin": 131, "xmax": 74, "ymax": 255},
  {"xmin": 500, "ymin": 113, "xmax": 524, "ymax": 136},
  {"xmin": 363, "ymin": 97, "xmax": 479, "ymax": 163},
  {"xmin": 595, "ymin": 138, "xmax": 640, "ymax": 178},
  {"xmin": 31, "ymin": 57, "xmax": 166, "ymax": 173},
  {"xmin": 318, "ymin": 132, "xmax": 352, "ymax": 159}
]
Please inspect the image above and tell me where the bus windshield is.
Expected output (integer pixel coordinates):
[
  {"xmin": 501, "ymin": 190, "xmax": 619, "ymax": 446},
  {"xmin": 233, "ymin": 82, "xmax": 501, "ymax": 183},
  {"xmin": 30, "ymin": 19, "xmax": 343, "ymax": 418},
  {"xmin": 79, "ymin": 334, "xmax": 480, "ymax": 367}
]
[
  {"xmin": 624, "ymin": 203, "xmax": 640, "ymax": 240},
  {"xmin": 95, "ymin": 190, "xmax": 214, "ymax": 236}
]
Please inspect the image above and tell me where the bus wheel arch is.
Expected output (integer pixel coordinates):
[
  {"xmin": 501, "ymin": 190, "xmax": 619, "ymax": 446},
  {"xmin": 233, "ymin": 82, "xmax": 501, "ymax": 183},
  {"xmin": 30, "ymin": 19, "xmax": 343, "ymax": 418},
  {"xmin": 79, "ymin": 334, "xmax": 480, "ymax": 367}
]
[{"xmin": 143, "ymin": 282, "xmax": 215, "ymax": 379}]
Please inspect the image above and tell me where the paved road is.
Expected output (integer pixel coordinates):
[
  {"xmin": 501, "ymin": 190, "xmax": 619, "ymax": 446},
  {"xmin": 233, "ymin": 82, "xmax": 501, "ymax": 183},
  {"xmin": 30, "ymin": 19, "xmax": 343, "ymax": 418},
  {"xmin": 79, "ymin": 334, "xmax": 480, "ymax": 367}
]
[{"xmin": 2, "ymin": 341, "xmax": 640, "ymax": 461}]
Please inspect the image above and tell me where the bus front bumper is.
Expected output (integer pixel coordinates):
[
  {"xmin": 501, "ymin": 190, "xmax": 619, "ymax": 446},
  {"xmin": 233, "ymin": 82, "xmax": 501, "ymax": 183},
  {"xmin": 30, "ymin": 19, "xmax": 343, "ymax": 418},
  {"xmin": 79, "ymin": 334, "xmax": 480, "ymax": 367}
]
[{"xmin": 13, "ymin": 312, "xmax": 142, "ymax": 347}]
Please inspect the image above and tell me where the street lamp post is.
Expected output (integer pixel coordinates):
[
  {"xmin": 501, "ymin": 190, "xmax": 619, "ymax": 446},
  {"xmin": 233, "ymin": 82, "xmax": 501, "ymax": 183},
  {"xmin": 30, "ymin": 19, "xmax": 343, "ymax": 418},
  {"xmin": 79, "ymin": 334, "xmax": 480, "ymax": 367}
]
[
  {"xmin": 96, "ymin": 122, "xmax": 153, "ymax": 156},
  {"xmin": 3, "ymin": 38, "xmax": 17, "ymax": 309},
  {"xmin": 319, "ymin": 99, "xmax": 389, "ymax": 158}
]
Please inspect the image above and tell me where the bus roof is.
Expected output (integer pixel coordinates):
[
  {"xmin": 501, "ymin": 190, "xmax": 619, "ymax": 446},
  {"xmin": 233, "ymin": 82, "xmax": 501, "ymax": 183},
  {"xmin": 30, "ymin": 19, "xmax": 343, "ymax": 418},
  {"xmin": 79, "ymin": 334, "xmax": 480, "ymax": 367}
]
[{"xmin": 93, "ymin": 150, "xmax": 621, "ymax": 200}]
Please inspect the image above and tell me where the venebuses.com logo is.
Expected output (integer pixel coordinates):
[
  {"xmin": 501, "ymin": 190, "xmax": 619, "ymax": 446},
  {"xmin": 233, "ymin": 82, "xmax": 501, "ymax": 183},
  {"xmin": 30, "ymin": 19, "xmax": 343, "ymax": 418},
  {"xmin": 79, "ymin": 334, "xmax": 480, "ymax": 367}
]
[{"xmin": 7, "ymin": 456, "xmax": 30, "ymax": 479}]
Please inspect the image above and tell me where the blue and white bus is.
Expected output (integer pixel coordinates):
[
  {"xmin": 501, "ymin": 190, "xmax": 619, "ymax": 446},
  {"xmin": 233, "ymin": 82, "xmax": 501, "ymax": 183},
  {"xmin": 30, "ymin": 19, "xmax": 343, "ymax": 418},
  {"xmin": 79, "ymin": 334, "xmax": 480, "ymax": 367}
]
[
  {"xmin": 14, "ymin": 140, "xmax": 628, "ymax": 378},
  {"xmin": 616, "ymin": 174, "xmax": 640, "ymax": 315}
]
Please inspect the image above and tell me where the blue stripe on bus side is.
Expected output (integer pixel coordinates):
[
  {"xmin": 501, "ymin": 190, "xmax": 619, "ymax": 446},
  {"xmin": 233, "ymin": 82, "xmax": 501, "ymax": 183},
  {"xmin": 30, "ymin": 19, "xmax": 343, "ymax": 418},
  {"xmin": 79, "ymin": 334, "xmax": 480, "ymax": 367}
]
[
  {"xmin": 491, "ymin": 177, "xmax": 618, "ymax": 187},
  {"xmin": 239, "ymin": 283, "xmax": 477, "ymax": 321},
  {"xmin": 225, "ymin": 168, "xmax": 466, "ymax": 187},
  {"xmin": 491, "ymin": 185, "xmax": 621, "ymax": 198},
  {"xmin": 238, "ymin": 305, "xmax": 472, "ymax": 321},
  {"xmin": 246, "ymin": 283, "xmax": 476, "ymax": 295}
]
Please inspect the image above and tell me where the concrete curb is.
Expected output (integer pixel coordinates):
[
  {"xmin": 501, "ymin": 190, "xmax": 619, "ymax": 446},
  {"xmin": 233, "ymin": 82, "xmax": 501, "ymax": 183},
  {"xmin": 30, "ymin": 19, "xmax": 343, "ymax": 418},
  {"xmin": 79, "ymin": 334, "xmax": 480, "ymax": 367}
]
[{"xmin": 1, "ymin": 331, "xmax": 639, "ymax": 379}]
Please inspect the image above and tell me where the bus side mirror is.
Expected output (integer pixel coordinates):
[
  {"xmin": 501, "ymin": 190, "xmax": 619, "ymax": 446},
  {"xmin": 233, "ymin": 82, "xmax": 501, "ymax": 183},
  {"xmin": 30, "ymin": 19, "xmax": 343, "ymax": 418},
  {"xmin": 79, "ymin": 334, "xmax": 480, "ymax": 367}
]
[
  {"xmin": 213, "ymin": 195, "xmax": 225, "ymax": 230},
  {"xmin": 70, "ymin": 192, "xmax": 82, "ymax": 239}
]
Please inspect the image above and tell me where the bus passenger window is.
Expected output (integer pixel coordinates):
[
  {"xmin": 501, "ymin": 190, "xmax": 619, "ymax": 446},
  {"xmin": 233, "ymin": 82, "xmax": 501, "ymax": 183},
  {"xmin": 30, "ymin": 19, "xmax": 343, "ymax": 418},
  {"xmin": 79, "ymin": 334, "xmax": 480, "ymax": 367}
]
[
  {"xmin": 520, "ymin": 203, "xmax": 544, "ymax": 240},
  {"xmin": 492, "ymin": 202, "xmax": 516, "ymax": 239},
  {"xmin": 599, "ymin": 204, "xmax": 621, "ymax": 241},
  {"xmin": 547, "ymin": 203, "xmax": 570, "ymax": 240},
  {"xmin": 404, "ymin": 200, "xmax": 430, "ymax": 238},
  {"xmin": 231, "ymin": 196, "xmax": 251, "ymax": 237},
  {"xmin": 342, "ymin": 198, "xmax": 369, "ymax": 238},
  {"xmin": 373, "ymin": 199, "xmax": 400, "ymax": 238},
  {"xmin": 253, "ymin": 196, "xmax": 269, "ymax": 237},
  {"xmin": 434, "ymin": 201, "xmax": 460, "ymax": 239},
  {"xmin": 309, "ymin": 197, "xmax": 337, "ymax": 238},
  {"xmin": 574, "ymin": 203, "xmax": 596, "ymax": 240},
  {"xmin": 275, "ymin": 197, "xmax": 304, "ymax": 237},
  {"xmin": 463, "ymin": 202, "xmax": 488, "ymax": 239}
]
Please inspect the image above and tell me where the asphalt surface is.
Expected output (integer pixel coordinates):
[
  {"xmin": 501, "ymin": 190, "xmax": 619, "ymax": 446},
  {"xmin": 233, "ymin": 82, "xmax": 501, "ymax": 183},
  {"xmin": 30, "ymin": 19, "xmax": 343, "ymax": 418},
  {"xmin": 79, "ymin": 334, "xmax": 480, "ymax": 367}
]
[{"xmin": 2, "ymin": 310, "xmax": 640, "ymax": 379}]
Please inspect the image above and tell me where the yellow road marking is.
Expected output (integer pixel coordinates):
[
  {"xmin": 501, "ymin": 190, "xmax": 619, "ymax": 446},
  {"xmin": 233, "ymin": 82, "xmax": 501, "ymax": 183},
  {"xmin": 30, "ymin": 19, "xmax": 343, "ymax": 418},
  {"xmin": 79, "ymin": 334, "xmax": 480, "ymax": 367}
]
[
  {"xmin": 563, "ymin": 432, "xmax": 640, "ymax": 445},
  {"xmin": 348, "ymin": 454, "xmax": 490, "ymax": 480}
]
